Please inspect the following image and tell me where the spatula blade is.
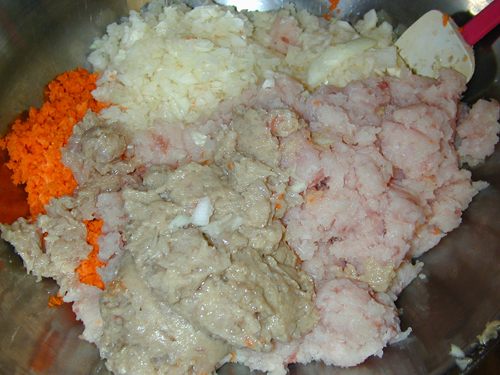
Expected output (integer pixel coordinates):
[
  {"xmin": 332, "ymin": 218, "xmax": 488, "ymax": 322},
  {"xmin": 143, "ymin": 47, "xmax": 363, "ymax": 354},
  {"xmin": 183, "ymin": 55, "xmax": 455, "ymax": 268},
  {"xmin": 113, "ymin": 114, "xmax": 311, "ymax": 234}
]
[{"xmin": 395, "ymin": 10, "xmax": 475, "ymax": 81}]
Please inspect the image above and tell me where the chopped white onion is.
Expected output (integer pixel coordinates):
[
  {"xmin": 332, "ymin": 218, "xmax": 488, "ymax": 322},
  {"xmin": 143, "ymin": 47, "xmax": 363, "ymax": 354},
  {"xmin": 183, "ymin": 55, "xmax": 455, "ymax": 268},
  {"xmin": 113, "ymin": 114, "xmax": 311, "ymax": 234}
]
[
  {"xmin": 191, "ymin": 197, "xmax": 213, "ymax": 226},
  {"xmin": 191, "ymin": 131, "xmax": 208, "ymax": 146},
  {"xmin": 169, "ymin": 214, "xmax": 192, "ymax": 231},
  {"xmin": 262, "ymin": 77, "xmax": 275, "ymax": 89},
  {"xmin": 307, "ymin": 37, "xmax": 377, "ymax": 88}
]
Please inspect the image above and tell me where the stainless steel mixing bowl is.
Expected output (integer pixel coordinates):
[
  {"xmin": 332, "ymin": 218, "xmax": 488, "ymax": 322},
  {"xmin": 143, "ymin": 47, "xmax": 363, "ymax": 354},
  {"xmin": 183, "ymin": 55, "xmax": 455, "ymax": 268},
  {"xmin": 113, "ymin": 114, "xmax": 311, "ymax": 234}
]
[{"xmin": 1, "ymin": 1, "xmax": 499, "ymax": 374}]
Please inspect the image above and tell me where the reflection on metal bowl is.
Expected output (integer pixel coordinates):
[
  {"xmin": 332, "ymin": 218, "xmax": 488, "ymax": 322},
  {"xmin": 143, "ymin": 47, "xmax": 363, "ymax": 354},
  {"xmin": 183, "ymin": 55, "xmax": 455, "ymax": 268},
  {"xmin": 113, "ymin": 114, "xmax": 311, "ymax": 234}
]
[{"xmin": 0, "ymin": 0, "xmax": 499, "ymax": 374}]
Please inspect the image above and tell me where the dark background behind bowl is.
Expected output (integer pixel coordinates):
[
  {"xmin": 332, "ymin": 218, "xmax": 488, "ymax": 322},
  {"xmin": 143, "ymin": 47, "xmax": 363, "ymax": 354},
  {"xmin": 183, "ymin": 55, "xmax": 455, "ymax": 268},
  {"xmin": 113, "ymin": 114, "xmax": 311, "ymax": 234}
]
[{"xmin": 1, "ymin": 0, "xmax": 500, "ymax": 374}]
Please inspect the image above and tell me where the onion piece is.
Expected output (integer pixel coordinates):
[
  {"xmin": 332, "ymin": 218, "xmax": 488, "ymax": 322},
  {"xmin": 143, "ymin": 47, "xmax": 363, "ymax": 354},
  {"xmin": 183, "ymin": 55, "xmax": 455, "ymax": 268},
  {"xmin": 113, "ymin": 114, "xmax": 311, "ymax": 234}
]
[
  {"xmin": 191, "ymin": 196, "xmax": 213, "ymax": 226},
  {"xmin": 307, "ymin": 37, "xmax": 377, "ymax": 88}
]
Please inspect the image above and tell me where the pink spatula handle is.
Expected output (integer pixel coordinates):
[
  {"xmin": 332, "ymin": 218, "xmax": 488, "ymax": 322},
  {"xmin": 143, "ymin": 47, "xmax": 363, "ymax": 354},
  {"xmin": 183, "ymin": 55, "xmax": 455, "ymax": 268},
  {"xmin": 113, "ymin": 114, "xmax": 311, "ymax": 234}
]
[{"xmin": 461, "ymin": 0, "xmax": 500, "ymax": 45}]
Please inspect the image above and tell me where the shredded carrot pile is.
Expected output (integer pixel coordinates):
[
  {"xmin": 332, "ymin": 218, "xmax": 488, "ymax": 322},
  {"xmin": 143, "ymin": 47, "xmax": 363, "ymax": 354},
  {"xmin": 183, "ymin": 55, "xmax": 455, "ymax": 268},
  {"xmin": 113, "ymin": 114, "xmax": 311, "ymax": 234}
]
[
  {"xmin": 77, "ymin": 219, "xmax": 106, "ymax": 290},
  {"xmin": 1, "ymin": 68, "xmax": 109, "ymax": 291},
  {"xmin": 0, "ymin": 67, "xmax": 106, "ymax": 219}
]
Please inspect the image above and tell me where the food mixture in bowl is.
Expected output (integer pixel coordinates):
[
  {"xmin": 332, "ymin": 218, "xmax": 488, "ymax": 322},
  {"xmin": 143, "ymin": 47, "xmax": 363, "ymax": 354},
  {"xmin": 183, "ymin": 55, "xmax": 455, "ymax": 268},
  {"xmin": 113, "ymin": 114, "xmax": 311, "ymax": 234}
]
[{"xmin": 1, "ymin": 1, "xmax": 500, "ymax": 374}]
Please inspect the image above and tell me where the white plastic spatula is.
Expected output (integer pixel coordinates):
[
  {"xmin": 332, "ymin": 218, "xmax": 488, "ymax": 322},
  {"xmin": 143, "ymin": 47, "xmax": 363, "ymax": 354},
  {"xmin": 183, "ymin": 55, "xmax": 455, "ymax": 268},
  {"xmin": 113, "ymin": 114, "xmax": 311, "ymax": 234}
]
[{"xmin": 395, "ymin": 0, "xmax": 500, "ymax": 82}]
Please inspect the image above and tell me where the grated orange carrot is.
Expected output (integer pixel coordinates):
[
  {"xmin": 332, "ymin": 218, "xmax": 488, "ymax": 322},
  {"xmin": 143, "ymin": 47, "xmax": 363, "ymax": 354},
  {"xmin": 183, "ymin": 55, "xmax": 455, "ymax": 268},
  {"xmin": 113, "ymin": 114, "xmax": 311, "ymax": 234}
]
[
  {"xmin": 76, "ymin": 219, "xmax": 106, "ymax": 290},
  {"xmin": 442, "ymin": 13, "xmax": 450, "ymax": 27},
  {"xmin": 245, "ymin": 337, "xmax": 254, "ymax": 347},
  {"xmin": 329, "ymin": 0, "xmax": 340, "ymax": 11},
  {"xmin": 1, "ymin": 68, "xmax": 109, "ymax": 296},
  {"xmin": 47, "ymin": 292, "xmax": 65, "ymax": 308},
  {"xmin": 0, "ymin": 67, "xmax": 106, "ymax": 219}
]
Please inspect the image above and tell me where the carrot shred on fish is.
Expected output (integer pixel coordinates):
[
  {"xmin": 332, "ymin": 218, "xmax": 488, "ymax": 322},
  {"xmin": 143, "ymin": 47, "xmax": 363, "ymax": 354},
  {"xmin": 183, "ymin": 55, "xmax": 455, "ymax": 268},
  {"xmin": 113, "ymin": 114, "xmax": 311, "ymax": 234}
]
[
  {"xmin": 0, "ymin": 67, "xmax": 106, "ymax": 219},
  {"xmin": 200, "ymin": 158, "xmax": 213, "ymax": 166},
  {"xmin": 323, "ymin": 14, "xmax": 331, "ymax": 20},
  {"xmin": 77, "ymin": 219, "xmax": 106, "ymax": 290},
  {"xmin": 47, "ymin": 292, "xmax": 65, "ymax": 308},
  {"xmin": 245, "ymin": 337, "xmax": 254, "ymax": 347}
]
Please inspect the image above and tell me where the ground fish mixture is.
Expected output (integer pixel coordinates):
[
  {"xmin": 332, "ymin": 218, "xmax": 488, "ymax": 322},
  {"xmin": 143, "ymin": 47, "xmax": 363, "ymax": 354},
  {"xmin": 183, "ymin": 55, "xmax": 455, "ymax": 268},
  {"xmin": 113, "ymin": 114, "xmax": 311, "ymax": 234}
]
[{"xmin": 2, "ymin": 1, "xmax": 500, "ymax": 375}]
